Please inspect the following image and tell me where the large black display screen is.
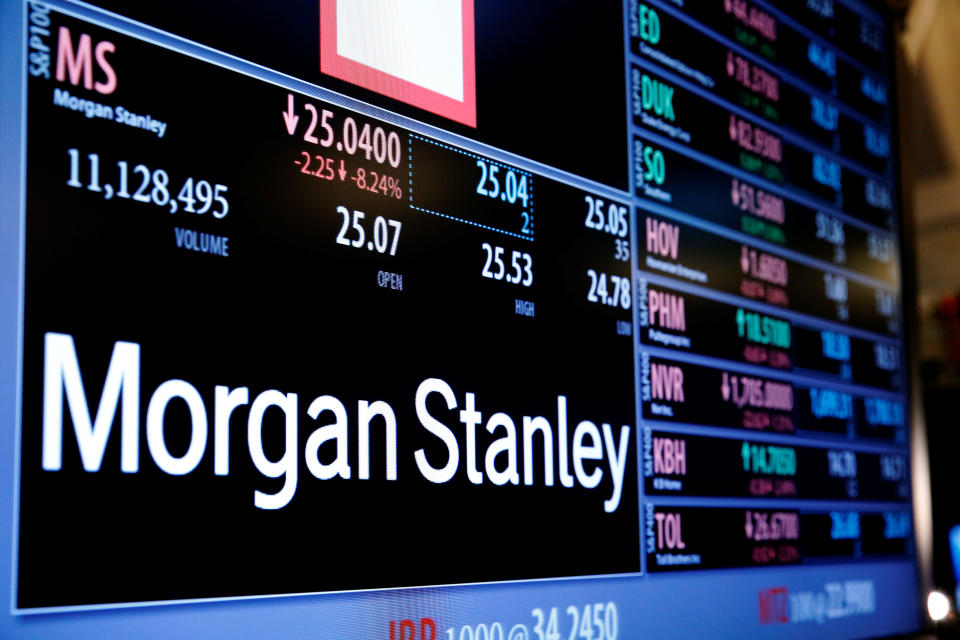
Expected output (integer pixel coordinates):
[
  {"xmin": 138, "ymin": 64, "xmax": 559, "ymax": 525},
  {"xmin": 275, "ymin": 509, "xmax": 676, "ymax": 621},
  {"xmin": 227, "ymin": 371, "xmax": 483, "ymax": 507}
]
[{"xmin": 1, "ymin": 0, "xmax": 920, "ymax": 637}]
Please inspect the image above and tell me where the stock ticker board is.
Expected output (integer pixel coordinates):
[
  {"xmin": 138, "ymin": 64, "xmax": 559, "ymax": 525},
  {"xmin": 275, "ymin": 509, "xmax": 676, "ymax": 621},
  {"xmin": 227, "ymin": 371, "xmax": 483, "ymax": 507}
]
[{"xmin": 5, "ymin": 0, "xmax": 920, "ymax": 638}]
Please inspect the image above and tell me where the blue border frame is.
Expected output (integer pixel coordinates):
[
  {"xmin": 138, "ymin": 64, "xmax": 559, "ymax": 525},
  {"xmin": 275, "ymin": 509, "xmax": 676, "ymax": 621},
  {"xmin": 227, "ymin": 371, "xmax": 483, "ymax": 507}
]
[{"xmin": 0, "ymin": 0, "xmax": 923, "ymax": 635}]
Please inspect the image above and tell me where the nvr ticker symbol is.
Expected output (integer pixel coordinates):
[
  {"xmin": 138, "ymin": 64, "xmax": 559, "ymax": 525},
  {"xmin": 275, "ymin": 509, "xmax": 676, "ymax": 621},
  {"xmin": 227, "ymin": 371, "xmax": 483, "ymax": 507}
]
[{"xmin": 650, "ymin": 363, "xmax": 684, "ymax": 402}]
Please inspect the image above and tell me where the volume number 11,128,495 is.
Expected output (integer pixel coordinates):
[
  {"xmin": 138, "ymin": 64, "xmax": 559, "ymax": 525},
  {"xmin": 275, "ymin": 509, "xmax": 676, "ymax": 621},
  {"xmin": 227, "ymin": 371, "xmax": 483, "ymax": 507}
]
[{"xmin": 66, "ymin": 148, "xmax": 229, "ymax": 217}]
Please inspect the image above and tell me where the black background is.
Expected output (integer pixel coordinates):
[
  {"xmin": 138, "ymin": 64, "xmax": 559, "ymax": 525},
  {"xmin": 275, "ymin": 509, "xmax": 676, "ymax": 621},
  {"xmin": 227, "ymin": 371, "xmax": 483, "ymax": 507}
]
[{"xmin": 17, "ymin": 11, "xmax": 637, "ymax": 608}]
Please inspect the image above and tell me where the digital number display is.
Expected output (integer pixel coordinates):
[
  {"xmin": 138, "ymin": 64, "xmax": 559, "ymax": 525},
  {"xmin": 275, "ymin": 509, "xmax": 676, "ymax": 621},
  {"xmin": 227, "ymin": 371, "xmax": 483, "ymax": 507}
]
[{"xmin": 0, "ymin": 0, "xmax": 918, "ymax": 638}]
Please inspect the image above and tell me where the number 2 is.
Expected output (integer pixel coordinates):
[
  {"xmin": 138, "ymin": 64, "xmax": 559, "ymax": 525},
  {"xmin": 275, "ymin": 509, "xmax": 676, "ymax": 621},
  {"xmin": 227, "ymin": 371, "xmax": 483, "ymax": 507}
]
[
  {"xmin": 481, "ymin": 242, "xmax": 493, "ymax": 278},
  {"xmin": 566, "ymin": 606, "xmax": 579, "ymax": 640},
  {"xmin": 336, "ymin": 206, "xmax": 350, "ymax": 245},
  {"xmin": 487, "ymin": 165, "xmax": 500, "ymax": 198},
  {"xmin": 303, "ymin": 103, "xmax": 318, "ymax": 144},
  {"xmin": 476, "ymin": 160, "xmax": 488, "ymax": 196},
  {"xmin": 584, "ymin": 196, "xmax": 597, "ymax": 229},
  {"xmin": 351, "ymin": 210, "xmax": 366, "ymax": 247},
  {"xmin": 318, "ymin": 109, "xmax": 334, "ymax": 147},
  {"xmin": 132, "ymin": 164, "xmax": 151, "ymax": 202}
]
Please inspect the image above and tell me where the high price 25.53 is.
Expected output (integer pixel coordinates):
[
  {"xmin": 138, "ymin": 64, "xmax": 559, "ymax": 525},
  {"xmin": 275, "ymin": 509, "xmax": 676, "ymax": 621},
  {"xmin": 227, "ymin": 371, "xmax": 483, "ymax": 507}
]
[{"xmin": 480, "ymin": 243, "xmax": 533, "ymax": 287}]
